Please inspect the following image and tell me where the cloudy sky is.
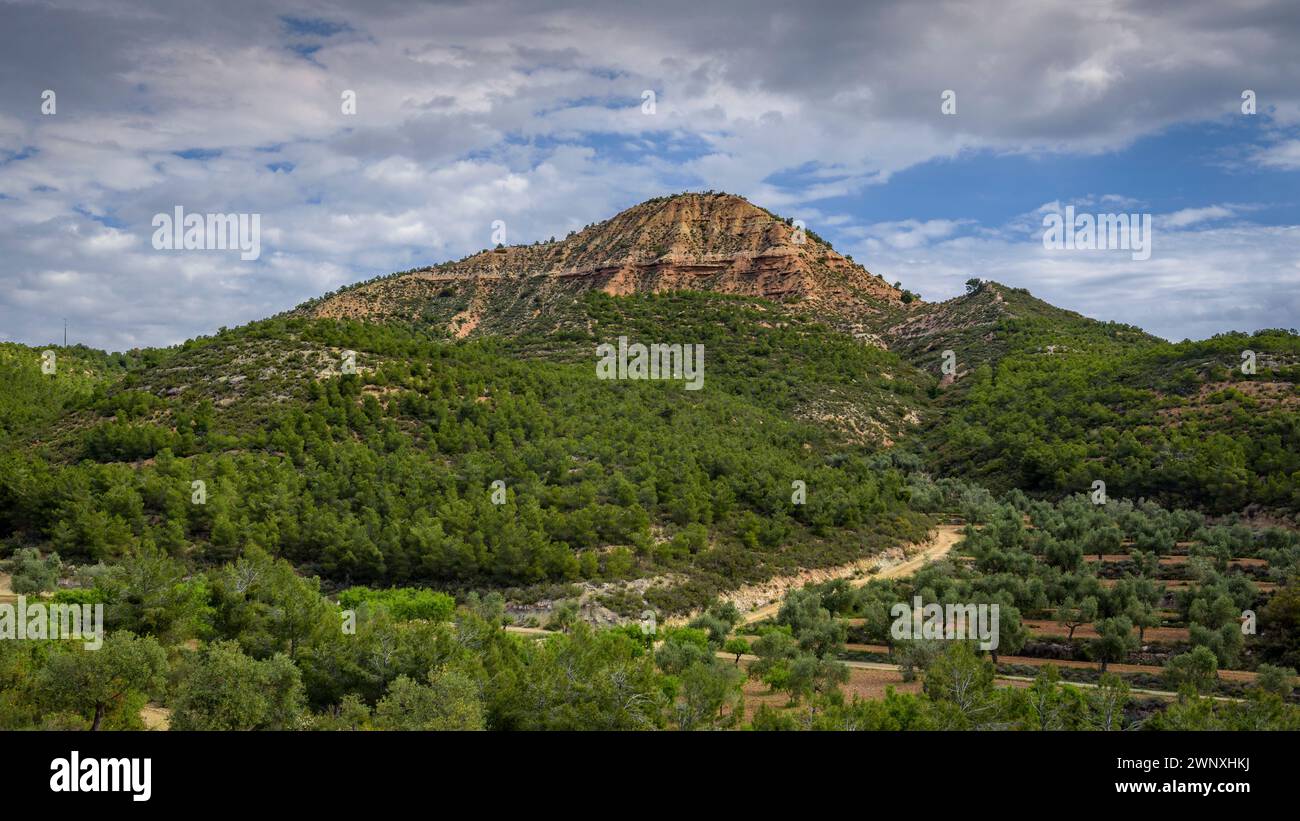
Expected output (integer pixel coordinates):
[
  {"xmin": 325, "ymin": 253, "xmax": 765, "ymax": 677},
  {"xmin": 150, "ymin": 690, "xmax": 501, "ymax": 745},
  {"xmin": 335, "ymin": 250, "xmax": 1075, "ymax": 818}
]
[{"xmin": 1, "ymin": 0, "xmax": 1298, "ymax": 350}]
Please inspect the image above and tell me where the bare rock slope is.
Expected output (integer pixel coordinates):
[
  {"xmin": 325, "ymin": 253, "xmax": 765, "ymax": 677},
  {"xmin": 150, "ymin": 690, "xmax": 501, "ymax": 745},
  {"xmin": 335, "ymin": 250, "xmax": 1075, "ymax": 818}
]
[{"xmin": 296, "ymin": 192, "xmax": 907, "ymax": 337}]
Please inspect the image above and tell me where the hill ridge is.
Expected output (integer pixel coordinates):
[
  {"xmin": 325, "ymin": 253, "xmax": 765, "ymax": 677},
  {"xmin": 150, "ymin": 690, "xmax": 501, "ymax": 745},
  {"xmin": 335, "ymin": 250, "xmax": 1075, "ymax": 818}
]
[{"xmin": 294, "ymin": 192, "xmax": 908, "ymax": 337}]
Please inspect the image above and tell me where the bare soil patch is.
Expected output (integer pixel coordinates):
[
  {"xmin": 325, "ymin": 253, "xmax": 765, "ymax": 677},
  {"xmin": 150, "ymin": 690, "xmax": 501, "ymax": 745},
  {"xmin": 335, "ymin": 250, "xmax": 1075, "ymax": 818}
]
[
  {"xmin": 139, "ymin": 704, "xmax": 171, "ymax": 731},
  {"xmin": 1024, "ymin": 619, "xmax": 1190, "ymax": 643}
]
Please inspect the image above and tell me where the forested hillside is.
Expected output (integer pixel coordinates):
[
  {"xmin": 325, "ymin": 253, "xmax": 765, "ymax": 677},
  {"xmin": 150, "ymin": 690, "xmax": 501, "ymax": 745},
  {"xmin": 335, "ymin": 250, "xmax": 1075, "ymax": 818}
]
[
  {"xmin": 2, "ymin": 194, "xmax": 1298, "ymax": 732},
  {"xmin": 1, "ymin": 292, "xmax": 933, "ymax": 616},
  {"xmin": 871, "ymin": 280, "xmax": 1161, "ymax": 373},
  {"xmin": 0, "ymin": 342, "xmax": 157, "ymax": 443},
  {"xmin": 926, "ymin": 318, "xmax": 1300, "ymax": 513}
]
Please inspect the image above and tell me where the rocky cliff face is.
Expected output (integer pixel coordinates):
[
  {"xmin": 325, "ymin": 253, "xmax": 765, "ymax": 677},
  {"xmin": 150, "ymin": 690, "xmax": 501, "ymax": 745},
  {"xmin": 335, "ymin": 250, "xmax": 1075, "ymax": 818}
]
[{"xmin": 297, "ymin": 192, "xmax": 908, "ymax": 337}]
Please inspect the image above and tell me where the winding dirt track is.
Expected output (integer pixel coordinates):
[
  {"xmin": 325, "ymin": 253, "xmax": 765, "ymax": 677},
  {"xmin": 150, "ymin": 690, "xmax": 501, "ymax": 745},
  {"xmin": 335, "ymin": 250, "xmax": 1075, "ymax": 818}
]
[
  {"xmin": 737, "ymin": 524, "xmax": 967, "ymax": 627},
  {"xmin": 504, "ymin": 524, "xmax": 969, "ymax": 636}
]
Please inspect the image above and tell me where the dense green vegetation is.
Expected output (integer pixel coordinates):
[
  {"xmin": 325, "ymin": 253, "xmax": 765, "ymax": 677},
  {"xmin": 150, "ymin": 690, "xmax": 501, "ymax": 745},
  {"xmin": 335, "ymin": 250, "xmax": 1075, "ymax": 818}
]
[
  {"xmin": 829, "ymin": 489, "xmax": 1300, "ymax": 673},
  {"xmin": 0, "ymin": 343, "xmax": 156, "ymax": 443},
  {"xmin": 5, "ymin": 516, "xmax": 1295, "ymax": 731},
  {"xmin": 2, "ymin": 294, "xmax": 931, "ymax": 615},
  {"xmin": 926, "ymin": 304, "xmax": 1300, "ymax": 513},
  {"xmin": 754, "ymin": 485, "xmax": 1300, "ymax": 728},
  {"xmin": 3, "ymin": 283, "xmax": 1298, "ymax": 732}
]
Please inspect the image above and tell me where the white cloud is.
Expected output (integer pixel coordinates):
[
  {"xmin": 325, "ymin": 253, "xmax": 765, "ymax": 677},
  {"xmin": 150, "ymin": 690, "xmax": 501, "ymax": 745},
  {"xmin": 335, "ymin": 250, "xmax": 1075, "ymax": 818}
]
[
  {"xmin": 1163, "ymin": 205, "xmax": 1234, "ymax": 228},
  {"xmin": 1, "ymin": 0, "xmax": 1299, "ymax": 348},
  {"xmin": 1254, "ymin": 139, "xmax": 1300, "ymax": 170},
  {"xmin": 857, "ymin": 219, "xmax": 970, "ymax": 250}
]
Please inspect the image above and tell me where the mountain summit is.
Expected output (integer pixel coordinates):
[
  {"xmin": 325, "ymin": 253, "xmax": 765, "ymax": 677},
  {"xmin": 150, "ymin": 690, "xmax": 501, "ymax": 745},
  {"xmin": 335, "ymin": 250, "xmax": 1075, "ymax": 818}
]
[{"xmin": 296, "ymin": 192, "xmax": 907, "ymax": 338}]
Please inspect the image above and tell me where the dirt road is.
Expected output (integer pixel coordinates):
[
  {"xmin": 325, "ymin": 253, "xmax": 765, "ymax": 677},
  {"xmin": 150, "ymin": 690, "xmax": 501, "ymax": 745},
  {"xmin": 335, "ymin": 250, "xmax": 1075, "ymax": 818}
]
[
  {"xmin": 737, "ymin": 523, "xmax": 967, "ymax": 627},
  {"xmin": 504, "ymin": 625, "xmax": 552, "ymax": 637},
  {"xmin": 721, "ymin": 652, "xmax": 1243, "ymax": 703},
  {"xmin": 843, "ymin": 643, "xmax": 1267, "ymax": 684},
  {"xmin": 505, "ymin": 523, "xmax": 968, "ymax": 636}
]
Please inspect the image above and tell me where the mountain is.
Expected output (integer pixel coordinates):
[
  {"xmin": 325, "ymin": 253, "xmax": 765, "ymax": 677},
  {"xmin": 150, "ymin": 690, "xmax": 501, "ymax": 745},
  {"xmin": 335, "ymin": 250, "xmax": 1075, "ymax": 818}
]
[
  {"xmin": 291, "ymin": 194, "xmax": 1173, "ymax": 376},
  {"xmin": 293, "ymin": 192, "xmax": 907, "ymax": 339},
  {"xmin": 874, "ymin": 280, "xmax": 1161, "ymax": 377},
  {"xmin": 914, "ymin": 285, "xmax": 1300, "ymax": 512},
  {"xmin": 2, "ymin": 192, "xmax": 1299, "ymax": 738},
  {"xmin": 0, "ymin": 297, "xmax": 936, "ymax": 607},
  {"xmin": 1, "ymin": 192, "xmax": 1296, "ymax": 618}
]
